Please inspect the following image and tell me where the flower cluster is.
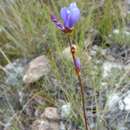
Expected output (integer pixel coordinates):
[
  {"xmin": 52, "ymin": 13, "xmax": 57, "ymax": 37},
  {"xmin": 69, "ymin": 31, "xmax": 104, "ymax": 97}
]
[{"xmin": 51, "ymin": 2, "xmax": 80, "ymax": 33}]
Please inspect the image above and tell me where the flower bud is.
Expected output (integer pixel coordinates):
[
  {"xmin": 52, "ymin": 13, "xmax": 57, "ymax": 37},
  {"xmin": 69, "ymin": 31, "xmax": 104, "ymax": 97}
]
[
  {"xmin": 71, "ymin": 44, "xmax": 77, "ymax": 54},
  {"xmin": 75, "ymin": 57, "xmax": 80, "ymax": 73}
]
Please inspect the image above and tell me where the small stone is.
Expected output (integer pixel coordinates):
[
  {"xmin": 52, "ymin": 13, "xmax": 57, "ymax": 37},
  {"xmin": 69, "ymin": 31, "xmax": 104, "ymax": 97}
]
[
  {"xmin": 5, "ymin": 58, "xmax": 27, "ymax": 86},
  {"xmin": 50, "ymin": 122, "xmax": 59, "ymax": 130},
  {"xmin": 119, "ymin": 91, "xmax": 130, "ymax": 111},
  {"xmin": 41, "ymin": 107, "xmax": 60, "ymax": 121},
  {"xmin": 23, "ymin": 55, "xmax": 50, "ymax": 83},
  {"xmin": 61, "ymin": 103, "xmax": 71, "ymax": 118},
  {"xmin": 31, "ymin": 120, "xmax": 59, "ymax": 130},
  {"xmin": 107, "ymin": 93, "xmax": 120, "ymax": 110},
  {"xmin": 62, "ymin": 46, "xmax": 72, "ymax": 62},
  {"xmin": 32, "ymin": 120, "xmax": 49, "ymax": 130},
  {"xmin": 105, "ymin": 91, "xmax": 130, "ymax": 130},
  {"xmin": 60, "ymin": 122, "xmax": 65, "ymax": 130},
  {"xmin": 102, "ymin": 61, "xmax": 123, "ymax": 78}
]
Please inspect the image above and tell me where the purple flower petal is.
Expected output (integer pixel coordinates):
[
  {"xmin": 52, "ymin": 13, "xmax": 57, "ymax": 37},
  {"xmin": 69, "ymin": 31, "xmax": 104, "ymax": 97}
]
[
  {"xmin": 60, "ymin": 7, "xmax": 68, "ymax": 22},
  {"xmin": 69, "ymin": 2, "xmax": 77, "ymax": 9},
  {"xmin": 67, "ymin": 8, "xmax": 80, "ymax": 28},
  {"xmin": 75, "ymin": 58, "xmax": 80, "ymax": 70},
  {"xmin": 51, "ymin": 15, "xmax": 57, "ymax": 22},
  {"xmin": 60, "ymin": 2, "xmax": 80, "ymax": 29},
  {"xmin": 56, "ymin": 21, "xmax": 65, "ymax": 30},
  {"xmin": 64, "ymin": 15, "xmax": 71, "ymax": 28},
  {"xmin": 50, "ymin": 15, "xmax": 65, "ymax": 31}
]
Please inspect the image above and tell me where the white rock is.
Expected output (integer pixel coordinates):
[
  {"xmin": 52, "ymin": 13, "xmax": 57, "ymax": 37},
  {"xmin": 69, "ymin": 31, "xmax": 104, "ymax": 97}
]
[
  {"xmin": 41, "ymin": 107, "xmax": 60, "ymax": 121},
  {"xmin": 60, "ymin": 122, "xmax": 65, "ymax": 130},
  {"xmin": 107, "ymin": 93, "xmax": 120, "ymax": 110},
  {"xmin": 107, "ymin": 91, "xmax": 130, "ymax": 111},
  {"xmin": 113, "ymin": 29, "xmax": 120, "ymax": 34},
  {"xmin": 118, "ymin": 100, "xmax": 125, "ymax": 110},
  {"xmin": 113, "ymin": 29, "xmax": 130, "ymax": 36},
  {"xmin": 23, "ymin": 55, "xmax": 50, "ymax": 83},
  {"xmin": 5, "ymin": 58, "xmax": 27, "ymax": 86},
  {"xmin": 119, "ymin": 91, "xmax": 130, "ymax": 111},
  {"xmin": 123, "ymin": 94, "xmax": 130, "ymax": 110},
  {"xmin": 18, "ymin": 91, "xmax": 24, "ymax": 104},
  {"xmin": 102, "ymin": 61, "xmax": 123, "ymax": 78},
  {"xmin": 106, "ymin": 91, "xmax": 130, "ymax": 130},
  {"xmin": 62, "ymin": 46, "xmax": 72, "ymax": 61},
  {"xmin": 61, "ymin": 103, "xmax": 71, "ymax": 118},
  {"xmin": 31, "ymin": 119, "xmax": 59, "ymax": 130},
  {"xmin": 124, "ymin": 31, "xmax": 130, "ymax": 36}
]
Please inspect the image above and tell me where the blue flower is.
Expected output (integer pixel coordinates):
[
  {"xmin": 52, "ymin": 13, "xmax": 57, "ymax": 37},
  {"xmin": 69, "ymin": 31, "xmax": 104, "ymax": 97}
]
[
  {"xmin": 51, "ymin": 2, "xmax": 80, "ymax": 32},
  {"xmin": 60, "ymin": 2, "xmax": 80, "ymax": 29}
]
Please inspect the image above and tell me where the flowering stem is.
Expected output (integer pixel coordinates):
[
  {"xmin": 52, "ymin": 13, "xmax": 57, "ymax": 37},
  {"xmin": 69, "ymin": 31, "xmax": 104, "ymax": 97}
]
[{"xmin": 68, "ymin": 36, "xmax": 91, "ymax": 130}]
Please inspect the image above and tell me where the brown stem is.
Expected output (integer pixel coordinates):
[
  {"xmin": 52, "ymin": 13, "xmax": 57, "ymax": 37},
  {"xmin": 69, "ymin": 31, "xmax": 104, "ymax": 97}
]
[
  {"xmin": 77, "ymin": 74, "xmax": 91, "ymax": 130},
  {"xmin": 68, "ymin": 36, "xmax": 91, "ymax": 130}
]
